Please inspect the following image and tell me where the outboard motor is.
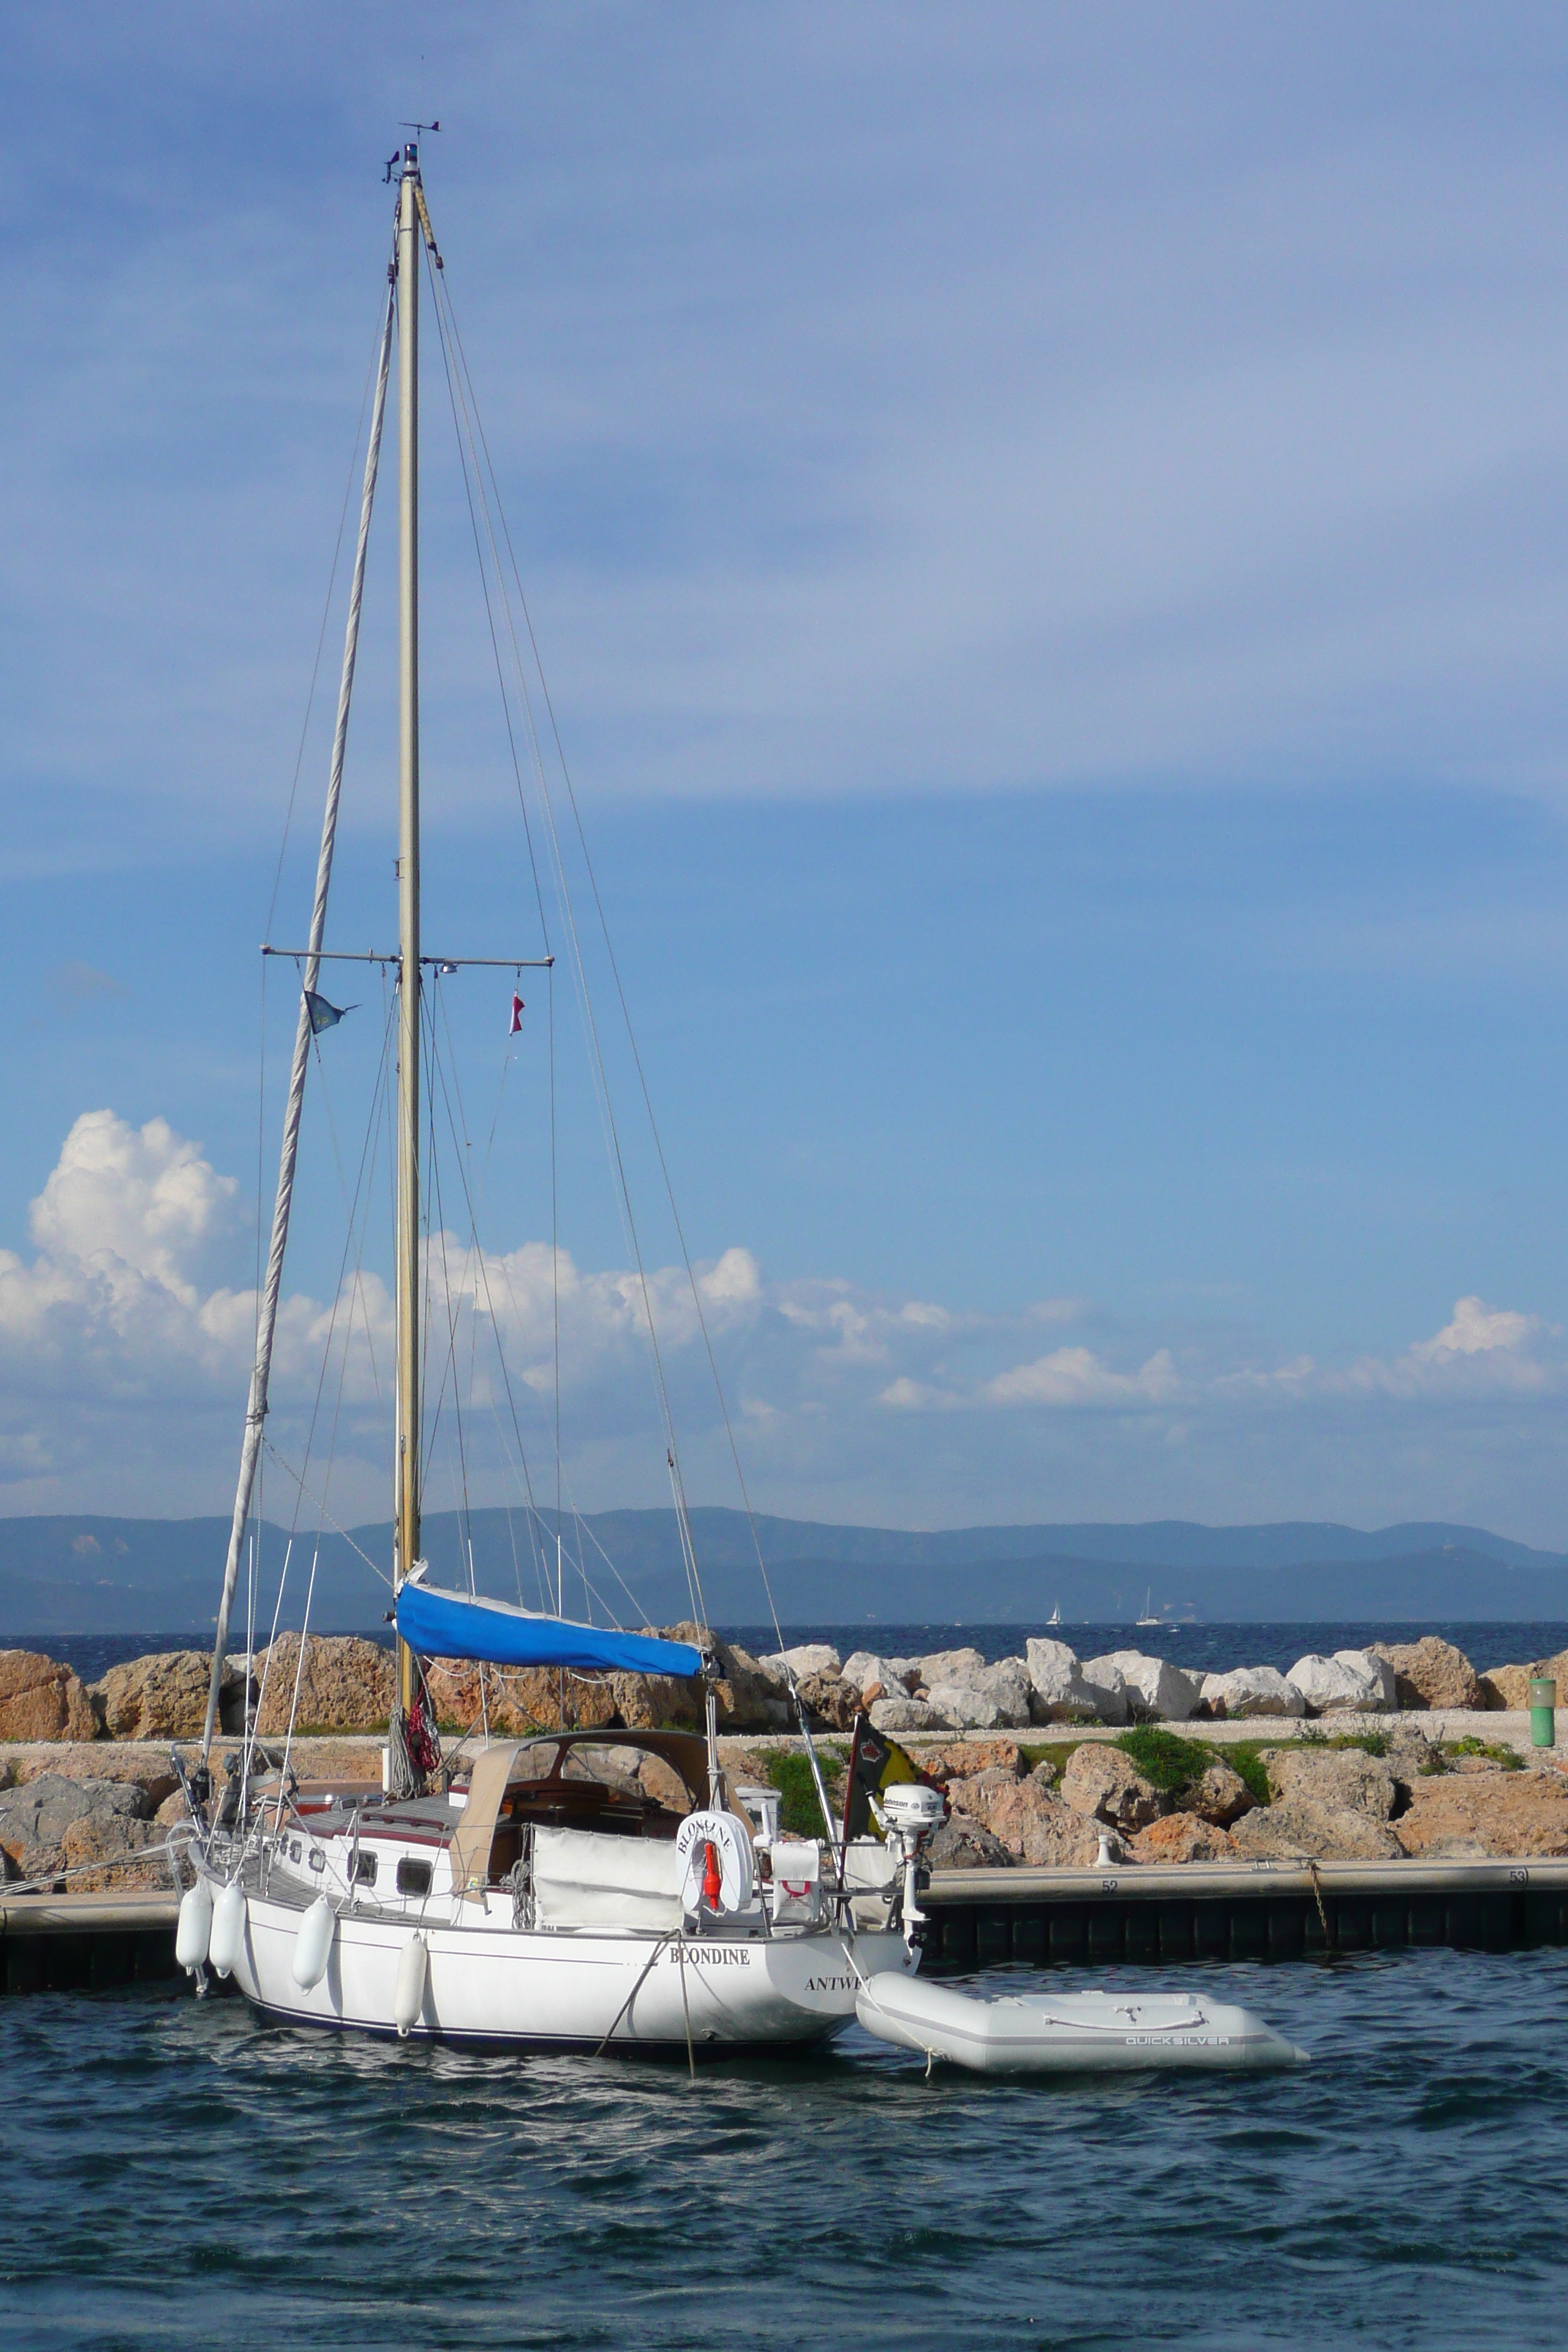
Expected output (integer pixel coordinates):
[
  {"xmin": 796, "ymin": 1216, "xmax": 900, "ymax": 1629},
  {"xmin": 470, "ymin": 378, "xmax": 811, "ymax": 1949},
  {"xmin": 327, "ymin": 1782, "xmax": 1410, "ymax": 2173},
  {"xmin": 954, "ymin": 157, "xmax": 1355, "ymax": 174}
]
[{"xmin": 881, "ymin": 1783, "xmax": 946, "ymax": 1946}]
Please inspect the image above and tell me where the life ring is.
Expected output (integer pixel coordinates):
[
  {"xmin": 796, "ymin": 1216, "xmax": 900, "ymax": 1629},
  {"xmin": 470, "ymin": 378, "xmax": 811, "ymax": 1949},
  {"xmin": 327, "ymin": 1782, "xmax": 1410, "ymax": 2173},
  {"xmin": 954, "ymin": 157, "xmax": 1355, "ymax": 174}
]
[{"xmin": 674, "ymin": 1810, "xmax": 754, "ymax": 1913}]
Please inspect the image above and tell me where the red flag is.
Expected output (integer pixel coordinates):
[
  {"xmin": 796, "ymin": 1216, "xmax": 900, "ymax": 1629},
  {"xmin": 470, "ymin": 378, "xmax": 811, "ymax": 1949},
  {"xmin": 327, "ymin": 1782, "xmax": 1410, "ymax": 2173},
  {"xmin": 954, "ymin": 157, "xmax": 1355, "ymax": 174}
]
[{"xmin": 509, "ymin": 993, "xmax": 524, "ymax": 1035}]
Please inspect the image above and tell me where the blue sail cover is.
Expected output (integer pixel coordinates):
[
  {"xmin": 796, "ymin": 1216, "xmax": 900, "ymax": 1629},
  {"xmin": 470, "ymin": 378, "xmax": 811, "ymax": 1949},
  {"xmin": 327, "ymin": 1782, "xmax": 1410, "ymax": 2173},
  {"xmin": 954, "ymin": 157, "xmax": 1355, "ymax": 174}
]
[{"xmin": 396, "ymin": 1581, "xmax": 704, "ymax": 1679}]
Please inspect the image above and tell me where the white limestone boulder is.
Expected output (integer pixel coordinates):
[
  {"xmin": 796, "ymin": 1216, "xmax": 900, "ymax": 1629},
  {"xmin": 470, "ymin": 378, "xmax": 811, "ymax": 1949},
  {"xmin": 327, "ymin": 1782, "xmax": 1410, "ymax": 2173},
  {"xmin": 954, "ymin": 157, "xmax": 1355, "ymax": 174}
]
[
  {"xmin": 924, "ymin": 1682, "xmax": 1006, "ymax": 1730},
  {"xmin": 758, "ymin": 1643, "xmax": 842, "ymax": 1685},
  {"xmin": 975, "ymin": 1658, "xmax": 1034, "ymax": 1727},
  {"xmin": 918, "ymin": 1646, "xmax": 987, "ymax": 1689},
  {"xmin": 1083, "ymin": 1649, "xmax": 1200, "ymax": 1722},
  {"xmin": 840, "ymin": 1651, "xmax": 919, "ymax": 1705},
  {"xmin": 1024, "ymin": 1637, "xmax": 1104, "ymax": 1724},
  {"xmin": 1200, "ymin": 1665, "xmax": 1305, "ymax": 1721},
  {"xmin": 1287, "ymin": 1650, "xmax": 1396, "ymax": 1715},
  {"xmin": 1074, "ymin": 1654, "xmax": 1131, "ymax": 1727},
  {"xmin": 869, "ymin": 1694, "xmax": 950, "ymax": 1734}
]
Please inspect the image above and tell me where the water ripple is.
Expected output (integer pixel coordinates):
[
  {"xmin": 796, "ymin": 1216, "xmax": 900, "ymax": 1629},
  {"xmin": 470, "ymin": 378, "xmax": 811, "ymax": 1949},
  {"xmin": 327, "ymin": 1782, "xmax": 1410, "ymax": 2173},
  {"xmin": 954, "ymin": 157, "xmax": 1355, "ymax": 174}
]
[{"xmin": 1, "ymin": 1948, "xmax": 1566, "ymax": 2348}]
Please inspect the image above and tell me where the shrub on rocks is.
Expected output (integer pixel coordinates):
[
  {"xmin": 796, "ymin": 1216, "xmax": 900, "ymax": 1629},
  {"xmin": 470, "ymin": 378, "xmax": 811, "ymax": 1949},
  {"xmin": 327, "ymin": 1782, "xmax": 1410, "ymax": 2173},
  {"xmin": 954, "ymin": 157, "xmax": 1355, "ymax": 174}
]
[
  {"xmin": 1366, "ymin": 1637, "xmax": 1483, "ymax": 1712},
  {"xmin": 0, "ymin": 1651, "xmax": 99, "ymax": 1743}
]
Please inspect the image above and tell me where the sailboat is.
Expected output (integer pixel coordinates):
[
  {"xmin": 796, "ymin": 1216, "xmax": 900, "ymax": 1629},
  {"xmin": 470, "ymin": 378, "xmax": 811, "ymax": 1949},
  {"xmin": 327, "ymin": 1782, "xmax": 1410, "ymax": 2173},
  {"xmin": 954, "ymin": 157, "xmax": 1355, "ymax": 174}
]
[
  {"xmin": 172, "ymin": 140, "xmax": 923, "ymax": 2052},
  {"xmin": 1134, "ymin": 1587, "xmax": 1161, "ymax": 1627}
]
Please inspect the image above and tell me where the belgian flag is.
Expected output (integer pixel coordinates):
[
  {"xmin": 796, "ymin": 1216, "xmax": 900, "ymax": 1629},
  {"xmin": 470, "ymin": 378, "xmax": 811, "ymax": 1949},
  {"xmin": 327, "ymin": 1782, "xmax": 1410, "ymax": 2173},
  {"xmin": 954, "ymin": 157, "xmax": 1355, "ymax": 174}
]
[{"xmin": 840, "ymin": 1711, "xmax": 946, "ymax": 1843}]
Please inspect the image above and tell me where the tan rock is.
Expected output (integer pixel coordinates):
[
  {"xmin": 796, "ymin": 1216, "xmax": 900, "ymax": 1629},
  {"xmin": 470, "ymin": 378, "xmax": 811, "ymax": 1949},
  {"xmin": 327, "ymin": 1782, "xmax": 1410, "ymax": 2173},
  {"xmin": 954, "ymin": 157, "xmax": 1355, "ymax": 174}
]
[
  {"xmin": 932, "ymin": 1739, "xmax": 1025, "ymax": 1782},
  {"xmin": 1059, "ymin": 1744, "xmax": 1166, "ymax": 1831},
  {"xmin": 925, "ymin": 1811, "xmax": 1013, "ymax": 1869},
  {"xmin": 0, "ymin": 1651, "xmax": 99, "ymax": 1743},
  {"xmin": 1188, "ymin": 1760, "xmax": 1256, "ymax": 1826},
  {"xmin": 256, "ymin": 1635, "xmax": 395, "ymax": 1734},
  {"xmin": 1258, "ymin": 1744, "xmax": 1397, "ymax": 1821},
  {"xmin": 1366, "ymin": 1637, "xmax": 1483, "ymax": 1712},
  {"xmin": 426, "ymin": 1660, "xmax": 619, "ymax": 1735},
  {"xmin": 636, "ymin": 1754, "xmax": 693, "ymax": 1813},
  {"xmin": 0, "ymin": 1742, "xmax": 179, "ymax": 1808},
  {"xmin": 794, "ymin": 1672, "xmax": 861, "ymax": 1732},
  {"xmin": 981, "ymin": 1776, "xmax": 1101, "ymax": 1865},
  {"xmin": 1131, "ymin": 1812, "xmax": 1240, "ymax": 1863},
  {"xmin": 1480, "ymin": 1665, "xmax": 1533, "ymax": 1711},
  {"xmin": 946, "ymin": 1765, "xmax": 1021, "ymax": 1822},
  {"xmin": 62, "ymin": 1813, "xmax": 166, "ymax": 1892},
  {"xmin": 95, "ymin": 1650, "xmax": 211, "ymax": 1741},
  {"xmin": 606, "ymin": 1669, "xmax": 701, "ymax": 1732},
  {"xmin": 1230, "ymin": 1798, "xmax": 1403, "ymax": 1861},
  {"xmin": 0, "ymin": 1771, "xmax": 154, "ymax": 1887},
  {"xmin": 1395, "ymin": 1772, "xmax": 1568, "ymax": 1857}
]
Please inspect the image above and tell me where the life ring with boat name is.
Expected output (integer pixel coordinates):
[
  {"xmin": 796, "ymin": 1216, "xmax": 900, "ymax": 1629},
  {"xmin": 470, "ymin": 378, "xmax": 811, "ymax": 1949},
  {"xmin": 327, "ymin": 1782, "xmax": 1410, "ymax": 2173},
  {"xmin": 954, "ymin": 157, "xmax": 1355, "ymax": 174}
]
[{"xmin": 675, "ymin": 1811, "xmax": 753, "ymax": 1913}]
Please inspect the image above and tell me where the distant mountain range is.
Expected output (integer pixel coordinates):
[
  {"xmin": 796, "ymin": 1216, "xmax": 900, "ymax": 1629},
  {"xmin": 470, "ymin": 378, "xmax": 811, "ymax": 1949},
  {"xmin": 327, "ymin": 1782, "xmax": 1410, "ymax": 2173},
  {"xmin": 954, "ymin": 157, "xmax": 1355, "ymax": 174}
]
[{"xmin": 1, "ymin": 1507, "xmax": 1564, "ymax": 1632}]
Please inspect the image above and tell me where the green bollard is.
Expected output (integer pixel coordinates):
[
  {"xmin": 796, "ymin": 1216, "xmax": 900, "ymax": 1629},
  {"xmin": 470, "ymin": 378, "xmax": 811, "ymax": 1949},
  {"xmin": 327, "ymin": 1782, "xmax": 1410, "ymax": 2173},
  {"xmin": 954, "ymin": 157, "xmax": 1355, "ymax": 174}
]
[{"xmin": 1529, "ymin": 1677, "xmax": 1557, "ymax": 1749}]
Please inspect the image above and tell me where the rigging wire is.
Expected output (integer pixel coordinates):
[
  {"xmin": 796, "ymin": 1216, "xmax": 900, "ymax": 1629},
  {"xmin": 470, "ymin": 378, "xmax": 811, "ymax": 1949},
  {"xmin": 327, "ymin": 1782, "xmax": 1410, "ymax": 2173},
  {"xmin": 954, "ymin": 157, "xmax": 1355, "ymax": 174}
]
[
  {"xmin": 448, "ymin": 290, "xmax": 791, "ymax": 1653},
  {"xmin": 426, "ymin": 247, "xmax": 709, "ymax": 1630},
  {"xmin": 263, "ymin": 290, "xmax": 392, "ymax": 945}
]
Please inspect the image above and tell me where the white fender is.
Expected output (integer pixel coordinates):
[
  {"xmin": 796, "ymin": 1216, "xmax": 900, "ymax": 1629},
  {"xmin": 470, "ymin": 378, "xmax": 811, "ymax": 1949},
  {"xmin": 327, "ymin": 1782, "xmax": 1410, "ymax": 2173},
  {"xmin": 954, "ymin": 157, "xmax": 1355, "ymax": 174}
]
[
  {"xmin": 393, "ymin": 1932, "xmax": 427, "ymax": 2038},
  {"xmin": 208, "ymin": 1880, "xmax": 247, "ymax": 1978},
  {"xmin": 291, "ymin": 1893, "xmax": 335, "ymax": 1990},
  {"xmin": 175, "ymin": 1878, "xmax": 214, "ymax": 1972},
  {"xmin": 675, "ymin": 1810, "xmax": 754, "ymax": 1912}
]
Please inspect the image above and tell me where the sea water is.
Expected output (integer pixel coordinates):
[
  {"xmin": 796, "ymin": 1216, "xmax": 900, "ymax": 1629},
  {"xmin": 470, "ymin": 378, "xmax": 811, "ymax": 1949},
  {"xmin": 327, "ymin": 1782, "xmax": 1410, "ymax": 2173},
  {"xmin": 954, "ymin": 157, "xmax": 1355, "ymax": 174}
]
[
  {"xmin": 21, "ymin": 1619, "xmax": 1568, "ymax": 1684},
  {"xmin": 0, "ymin": 1947, "xmax": 1564, "ymax": 2350}
]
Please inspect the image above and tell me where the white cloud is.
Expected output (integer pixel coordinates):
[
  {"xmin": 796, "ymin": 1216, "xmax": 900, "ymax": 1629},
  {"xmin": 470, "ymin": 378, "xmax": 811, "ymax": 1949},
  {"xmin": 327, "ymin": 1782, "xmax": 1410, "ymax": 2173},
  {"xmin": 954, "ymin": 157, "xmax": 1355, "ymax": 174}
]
[
  {"xmin": 0, "ymin": 1112, "xmax": 1565, "ymax": 1534},
  {"xmin": 1411, "ymin": 1294, "xmax": 1545, "ymax": 1364},
  {"xmin": 984, "ymin": 1346, "xmax": 1180, "ymax": 1410},
  {"xmin": 28, "ymin": 1109, "xmax": 241, "ymax": 1304}
]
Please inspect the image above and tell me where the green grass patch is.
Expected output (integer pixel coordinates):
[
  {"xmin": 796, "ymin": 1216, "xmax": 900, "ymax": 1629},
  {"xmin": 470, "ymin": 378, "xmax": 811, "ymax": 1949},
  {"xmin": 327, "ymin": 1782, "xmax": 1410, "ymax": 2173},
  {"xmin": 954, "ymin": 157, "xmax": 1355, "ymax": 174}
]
[
  {"xmin": 1113, "ymin": 1725, "xmax": 1212, "ymax": 1795},
  {"xmin": 1445, "ymin": 1735, "xmax": 1524, "ymax": 1773},
  {"xmin": 1224, "ymin": 1742, "xmax": 1273, "ymax": 1809},
  {"xmin": 760, "ymin": 1746, "xmax": 844, "ymax": 1838}
]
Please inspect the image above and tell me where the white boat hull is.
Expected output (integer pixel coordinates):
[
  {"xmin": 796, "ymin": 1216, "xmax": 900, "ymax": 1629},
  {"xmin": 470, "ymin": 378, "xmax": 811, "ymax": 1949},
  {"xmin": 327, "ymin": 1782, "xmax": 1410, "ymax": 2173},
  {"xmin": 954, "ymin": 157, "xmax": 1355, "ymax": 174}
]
[
  {"xmin": 856, "ymin": 1972, "xmax": 1308, "ymax": 2072},
  {"xmin": 226, "ymin": 1885, "xmax": 913, "ymax": 2051}
]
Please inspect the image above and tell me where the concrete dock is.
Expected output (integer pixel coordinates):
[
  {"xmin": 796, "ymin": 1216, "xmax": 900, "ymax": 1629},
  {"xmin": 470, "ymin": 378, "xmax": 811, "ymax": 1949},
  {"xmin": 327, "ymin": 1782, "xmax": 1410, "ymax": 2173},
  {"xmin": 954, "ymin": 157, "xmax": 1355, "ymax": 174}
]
[
  {"xmin": 5, "ymin": 1858, "xmax": 1568, "ymax": 1997},
  {"xmin": 0, "ymin": 1891, "xmax": 181, "ymax": 1996},
  {"xmin": 920, "ymin": 1854, "xmax": 1568, "ymax": 1971}
]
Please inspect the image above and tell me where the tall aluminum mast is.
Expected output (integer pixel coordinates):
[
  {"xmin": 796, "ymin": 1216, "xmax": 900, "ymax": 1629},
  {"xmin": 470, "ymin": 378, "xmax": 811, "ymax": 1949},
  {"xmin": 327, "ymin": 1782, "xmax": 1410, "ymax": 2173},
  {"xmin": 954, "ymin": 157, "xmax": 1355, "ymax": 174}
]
[{"xmin": 393, "ymin": 140, "xmax": 422, "ymax": 1710}]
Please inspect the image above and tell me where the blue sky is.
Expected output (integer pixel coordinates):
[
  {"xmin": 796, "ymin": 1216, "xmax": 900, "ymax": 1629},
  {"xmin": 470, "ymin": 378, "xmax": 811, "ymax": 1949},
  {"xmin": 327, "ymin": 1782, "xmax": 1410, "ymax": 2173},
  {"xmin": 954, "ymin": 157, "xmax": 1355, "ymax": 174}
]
[{"xmin": 4, "ymin": 7, "xmax": 1568, "ymax": 1541}]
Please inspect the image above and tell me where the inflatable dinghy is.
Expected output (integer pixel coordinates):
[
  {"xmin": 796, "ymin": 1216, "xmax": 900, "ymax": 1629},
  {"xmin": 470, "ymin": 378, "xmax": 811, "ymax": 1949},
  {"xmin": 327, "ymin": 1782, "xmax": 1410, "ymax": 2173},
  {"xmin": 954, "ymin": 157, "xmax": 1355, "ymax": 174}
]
[{"xmin": 856, "ymin": 1972, "xmax": 1307, "ymax": 2073}]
